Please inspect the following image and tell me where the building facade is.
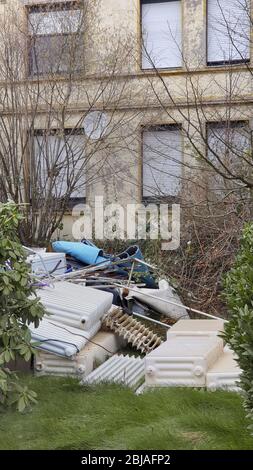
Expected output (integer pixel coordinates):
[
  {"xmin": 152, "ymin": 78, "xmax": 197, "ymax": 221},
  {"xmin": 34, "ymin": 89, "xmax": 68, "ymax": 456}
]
[{"xmin": 0, "ymin": 0, "xmax": 252, "ymax": 240}]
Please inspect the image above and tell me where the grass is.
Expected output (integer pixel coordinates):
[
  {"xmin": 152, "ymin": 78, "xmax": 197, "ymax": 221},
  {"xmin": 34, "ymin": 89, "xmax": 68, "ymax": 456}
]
[{"xmin": 0, "ymin": 375, "xmax": 253, "ymax": 450}]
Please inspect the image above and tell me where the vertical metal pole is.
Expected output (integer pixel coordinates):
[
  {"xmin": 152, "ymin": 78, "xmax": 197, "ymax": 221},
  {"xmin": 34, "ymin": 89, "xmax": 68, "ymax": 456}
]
[{"xmin": 127, "ymin": 260, "xmax": 135, "ymax": 287}]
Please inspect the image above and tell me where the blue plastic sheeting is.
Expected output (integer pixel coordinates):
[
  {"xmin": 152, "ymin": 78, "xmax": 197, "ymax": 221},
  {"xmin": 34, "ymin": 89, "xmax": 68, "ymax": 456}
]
[{"xmin": 52, "ymin": 241, "xmax": 108, "ymax": 266}]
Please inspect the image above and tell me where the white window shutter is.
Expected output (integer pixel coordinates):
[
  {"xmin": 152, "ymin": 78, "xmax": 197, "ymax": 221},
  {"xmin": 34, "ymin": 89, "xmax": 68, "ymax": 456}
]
[
  {"xmin": 142, "ymin": 1, "xmax": 182, "ymax": 69},
  {"xmin": 143, "ymin": 128, "xmax": 182, "ymax": 197},
  {"xmin": 207, "ymin": 0, "xmax": 250, "ymax": 63}
]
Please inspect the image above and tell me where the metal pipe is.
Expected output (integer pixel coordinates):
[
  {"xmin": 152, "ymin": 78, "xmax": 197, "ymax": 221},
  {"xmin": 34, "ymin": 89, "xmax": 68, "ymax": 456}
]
[
  {"xmin": 69, "ymin": 279, "xmax": 146, "ymax": 287},
  {"xmin": 51, "ymin": 256, "xmax": 135, "ymax": 282},
  {"xmin": 132, "ymin": 311, "xmax": 171, "ymax": 329},
  {"xmin": 113, "ymin": 283, "xmax": 227, "ymax": 323},
  {"xmin": 132, "ymin": 257, "xmax": 157, "ymax": 271},
  {"xmin": 128, "ymin": 260, "xmax": 135, "ymax": 287},
  {"xmin": 79, "ymin": 284, "xmax": 121, "ymax": 289}
]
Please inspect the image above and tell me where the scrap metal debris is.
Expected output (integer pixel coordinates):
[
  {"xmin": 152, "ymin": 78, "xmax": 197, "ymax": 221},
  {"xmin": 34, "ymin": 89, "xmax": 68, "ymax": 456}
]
[
  {"xmin": 82, "ymin": 354, "xmax": 145, "ymax": 389},
  {"xmin": 34, "ymin": 331, "xmax": 123, "ymax": 377},
  {"xmin": 127, "ymin": 279, "xmax": 189, "ymax": 320},
  {"xmin": 103, "ymin": 307, "xmax": 163, "ymax": 354},
  {"xmin": 21, "ymin": 241, "xmax": 194, "ymax": 383}
]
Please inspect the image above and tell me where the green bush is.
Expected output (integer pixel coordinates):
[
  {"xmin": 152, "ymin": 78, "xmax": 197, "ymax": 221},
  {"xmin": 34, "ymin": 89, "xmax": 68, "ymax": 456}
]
[
  {"xmin": 0, "ymin": 203, "xmax": 45, "ymax": 411},
  {"xmin": 223, "ymin": 223, "xmax": 253, "ymax": 434}
]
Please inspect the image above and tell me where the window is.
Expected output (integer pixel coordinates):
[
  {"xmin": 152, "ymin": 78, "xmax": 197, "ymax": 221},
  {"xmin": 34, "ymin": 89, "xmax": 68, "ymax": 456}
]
[
  {"xmin": 207, "ymin": 0, "xmax": 250, "ymax": 65},
  {"xmin": 142, "ymin": 125, "xmax": 182, "ymax": 199},
  {"xmin": 141, "ymin": 0, "xmax": 182, "ymax": 69},
  {"xmin": 207, "ymin": 121, "xmax": 250, "ymax": 192},
  {"xmin": 33, "ymin": 129, "xmax": 86, "ymax": 200},
  {"xmin": 28, "ymin": 2, "xmax": 84, "ymax": 75}
]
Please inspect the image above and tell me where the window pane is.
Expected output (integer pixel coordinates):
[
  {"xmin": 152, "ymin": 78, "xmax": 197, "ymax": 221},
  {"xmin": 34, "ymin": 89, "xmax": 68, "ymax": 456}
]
[
  {"xmin": 29, "ymin": 9, "xmax": 83, "ymax": 35},
  {"xmin": 34, "ymin": 133, "xmax": 86, "ymax": 199},
  {"xmin": 207, "ymin": 122, "xmax": 250, "ymax": 192},
  {"xmin": 207, "ymin": 0, "xmax": 250, "ymax": 63},
  {"xmin": 30, "ymin": 34, "xmax": 84, "ymax": 75},
  {"xmin": 142, "ymin": 1, "xmax": 182, "ymax": 69},
  {"xmin": 143, "ymin": 127, "xmax": 182, "ymax": 197}
]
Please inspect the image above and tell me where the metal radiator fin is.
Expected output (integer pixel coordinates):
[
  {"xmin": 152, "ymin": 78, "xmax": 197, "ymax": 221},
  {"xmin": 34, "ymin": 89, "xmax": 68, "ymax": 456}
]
[{"xmin": 103, "ymin": 308, "xmax": 162, "ymax": 354}]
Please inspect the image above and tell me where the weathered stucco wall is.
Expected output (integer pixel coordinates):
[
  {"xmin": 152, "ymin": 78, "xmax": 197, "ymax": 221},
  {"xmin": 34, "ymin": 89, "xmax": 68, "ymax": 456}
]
[{"xmin": 0, "ymin": 0, "xmax": 252, "ymax": 239}]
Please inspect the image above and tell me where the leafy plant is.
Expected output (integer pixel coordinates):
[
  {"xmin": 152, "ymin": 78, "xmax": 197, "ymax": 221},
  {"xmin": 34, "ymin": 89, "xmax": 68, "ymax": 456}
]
[
  {"xmin": 223, "ymin": 222, "xmax": 253, "ymax": 434},
  {"xmin": 0, "ymin": 202, "xmax": 45, "ymax": 411}
]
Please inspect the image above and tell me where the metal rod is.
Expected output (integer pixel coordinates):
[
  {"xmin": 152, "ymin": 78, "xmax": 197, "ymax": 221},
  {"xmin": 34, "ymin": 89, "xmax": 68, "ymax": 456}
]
[
  {"xmin": 132, "ymin": 311, "xmax": 171, "ymax": 329},
  {"xmin": 132, "ymin": 257, "xmax": 157, "ymax": 271},
  {"xmin": 83, "ymin": 284, "xmax": 122, "ymax": 289},
  {"xmin": 128, "ymin": 260, "xmax": 135, "ymax": 287},
  {"xmin": 85, "ymin": 276, "xmax": 132, "ymax": 283},
  {"xmin": 70, "ymin": 279, "xmax": 146, "ymax": 287},
  {"xmin": 51, "ymin": 256, "xmax": 136, "ymax": 281},
  {"xmin": 113, "ymin": 283, "xmax": 227, "ymax": 323}
]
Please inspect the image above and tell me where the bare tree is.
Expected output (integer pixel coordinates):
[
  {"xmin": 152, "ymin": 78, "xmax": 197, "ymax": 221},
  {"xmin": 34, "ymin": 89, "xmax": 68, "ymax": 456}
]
[
  {"xmin": 140, "ymin": 0, "xmax": 253, "ymax": 215},
  {"xmin": 0, "ymin": 0, "xmax": 142, "ymax": 245},
  {"xmin": 135, "ymin": 0, "xmax": 253, "ymax": 313}
]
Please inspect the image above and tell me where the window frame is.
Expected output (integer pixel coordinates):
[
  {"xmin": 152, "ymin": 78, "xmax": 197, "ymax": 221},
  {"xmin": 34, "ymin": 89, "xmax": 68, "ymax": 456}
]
[
  {"xmin": 27, "ymin": 1, "xmax": 84, "ymax": 77},
  {"xmin": 205, "ymin": 120, "xmax": 251, "ymax": 193},
  {"xmin": 206, "ymin": 0, "xmax": 251, "ymax": 67},
  {"xmin": 32, "ymin": 127, "xmax": 86, "ymax": 205},
  {"xmin": 141, "ymin": 124, "xmax": 182, "ymax": 203},
  {"xmin": 140, "ymin": 0, "xmax": 183, "ymax": 72}
]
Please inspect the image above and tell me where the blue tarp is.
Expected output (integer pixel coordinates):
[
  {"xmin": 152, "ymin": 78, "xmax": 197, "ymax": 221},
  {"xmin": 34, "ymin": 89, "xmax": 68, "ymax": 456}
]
[{"xmin": 52, "ymin": 241, "xmax": 108, "ymax": 266}]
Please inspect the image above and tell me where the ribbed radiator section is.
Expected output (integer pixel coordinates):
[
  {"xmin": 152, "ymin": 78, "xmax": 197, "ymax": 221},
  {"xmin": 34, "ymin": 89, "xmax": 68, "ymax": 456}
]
[
  {"xmin": 36, "ymin": 281, "xmax": 113, "ymax": 330},
  {"xmin": 30, "ymin": 320, "xmax": 101, "ymax": 357},
  {"xmin": 34, "ymin": 331, "xmax": 123, "ymax": 377},
  {"xmin": 82, "ymin": 354, "xmax": 145, "ymax": 389},
  {"xmin": 103, "ymin": 308, "xmax": 162, "ymax": 354},
  {"xmin": 35, "ymin": 353, "xmax": 78, "ymax": 376}
]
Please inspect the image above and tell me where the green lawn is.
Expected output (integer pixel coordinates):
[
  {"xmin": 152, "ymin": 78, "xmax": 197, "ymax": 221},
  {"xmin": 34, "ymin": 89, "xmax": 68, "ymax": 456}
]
[{"xmin": 0, "ymin": 375, "xmax": 252, "ymax": 450}]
